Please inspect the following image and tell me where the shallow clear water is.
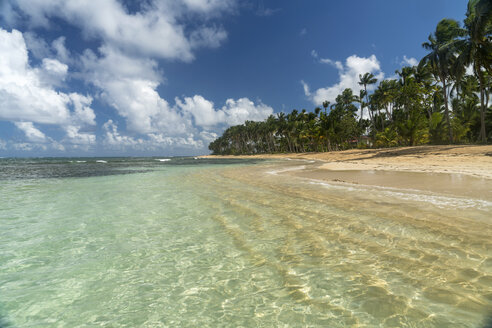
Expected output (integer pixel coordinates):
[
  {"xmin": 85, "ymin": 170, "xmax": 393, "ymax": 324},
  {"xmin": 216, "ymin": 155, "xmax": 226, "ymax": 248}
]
[{"xmin": 0, "ymin": 158, "xmax": 491, "ymax": 327}]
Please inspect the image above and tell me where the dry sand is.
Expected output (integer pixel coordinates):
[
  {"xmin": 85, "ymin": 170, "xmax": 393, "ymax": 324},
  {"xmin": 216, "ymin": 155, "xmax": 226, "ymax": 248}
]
[{"xmin": 201, "ymin": 145, "xmax": 492, "ymax": 180}]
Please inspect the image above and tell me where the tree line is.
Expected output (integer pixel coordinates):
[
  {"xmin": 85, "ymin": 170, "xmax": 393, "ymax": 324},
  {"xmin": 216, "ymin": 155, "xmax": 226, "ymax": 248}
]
[{"xmin": 209, "ymin": 0, "xmax": 491, "ymax": 155}]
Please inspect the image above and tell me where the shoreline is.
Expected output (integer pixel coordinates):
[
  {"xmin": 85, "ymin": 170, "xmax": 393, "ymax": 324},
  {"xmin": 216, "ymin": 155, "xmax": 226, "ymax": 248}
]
[{"xmin": 201, "ymin": 145, "xmax": 492, "ymax": 180}]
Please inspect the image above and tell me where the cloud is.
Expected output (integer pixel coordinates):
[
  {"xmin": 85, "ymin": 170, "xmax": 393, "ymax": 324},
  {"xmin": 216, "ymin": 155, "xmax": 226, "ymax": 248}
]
[
  {"xmin": 176, "ymin": 95, "xmax": 224, "ymax": 127},
  {"xmin": 11, "ymin": 0, "xmax": 233, "ymax": 62},
  {"xmin": 222, "ymin": 98, "xmax": 274, "ymax": 125},
  {"xmin": 190, "ymin": 26, "xmax": 228, "ymax": 49},
  {"xmin": 14, "ymin": 122, "xmax": 47, "ymax": 143},
  {"xmin": 0, "ymin": 28, "xmax": 95, "ymax": 126},
  {"xmin": 12, "ymin": 119, "xmax": 90, "ymax": 150},
  {"xmin": 199, "ymin": 130, "xmax": 218, "ymax": 144},
  {"xmin": 102, "ymin": 120, "xmax": 141, "ymax": 148},
  {"xmin": 98, "ymin": 94, "xmax": 273, "ymax": 151},
  {"xmin": 319, "ymin": 58, "xmax": 344, "ymax": 71},
  {"xmin": 304, "ymin": 54, "xmax": 384, "ymax": 105},
  {"xmin": 181, "ymin": 0, "xmax": 236, "ymax": 14},
  {"xmin": 12, "ymin": 142, "xmax": 40, "ymax": 152},
  {"xmin": 0, "ymin": 28, "xmax": 68, "ymax": 124},
  {"xmin": 23, "ymin": 33, "xmax": 71, "ymax": 64},
  {"xmin": 64, "ymin": 125, "xmax": 96, "ymax": 146},
  {"xmin": 255, "ymin": 0, "xmax": 280, "ymax": 17},
  {"xmin": 23, "ymin": 32, "xmax": 51, "ymax": 59},
  {"xmin": 51, "ymin": 36, "xmax": 71, "ymax": 63},
  {"xmin": 38, "ymin": 58, "xmax": 68, "ymax": 86},
  {"xmin": 12, "ymin": 122, "xmax": 68, "ymax": 151},
  {"xmin": 311, "ymin": 50, "xmax": 343, "ymax": 70},
  {"xmin": 148, "ymin": 133, "xmax": 203, "ymax": 149},
  {"xmin": 42, "ymin": 58, "xmax": 68, "ymax": 76},
  {"xmin": 0, "ymin": 1, "xmax": 19, "ymax": 26},
  {"xmin": 176, "ymin": 95, "xmax": 274, "ymax": 127},
  {"xmin": 256, "ymin": 8, "xmax": 281, "ymax": 17},
  {"xmin": 300, "ymin": 80, "xmax": 311, "ymax": 97},
  {"xmin": 80, "ymin": 42, "xmax": 273, "ymax": 148},
  {"xmin": 70, "ymin": 93, "xmax": 96, "ymax": 126},
  {"xmin": 300, "ymin": 28, "xmax": 307, "ymax": 36},
  {"xmin": 9, "ymin": 140, "xmax": 64, "ymax": 152},
  {"xmin": 80, "ymin": 45, "xmax": 191, "ymax": 136},
  {"xmin": 401, "ymin": 55, "xmax": 418, "ymax": 67},
  {"xmin": 101, "ymin": 119, "xmax": 203, "ymax": 151},
  {"xmin": 0, "ymin": 28, "xmax": 96, "ymax": 147}
]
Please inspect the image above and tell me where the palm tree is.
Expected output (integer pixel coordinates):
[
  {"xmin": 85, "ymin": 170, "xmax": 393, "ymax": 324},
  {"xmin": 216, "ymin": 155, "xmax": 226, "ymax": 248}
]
[
  {"xmin": 322, "ymin": 101, "xmax": 330, "ymax": 115},
  {"xmin": 358, "ymin": 89, "xmax": 367, "ymax": 122},
  {"xmin": 420, "ymin": 18, "xmax": 463, "ymax": 143},
  {"xmin": 449, "ymin": 0, "xmax": 491, "ymax": 142},
  {"xmin": 358, "ymin": 73, "xmax": 378, "ymax": 125}
]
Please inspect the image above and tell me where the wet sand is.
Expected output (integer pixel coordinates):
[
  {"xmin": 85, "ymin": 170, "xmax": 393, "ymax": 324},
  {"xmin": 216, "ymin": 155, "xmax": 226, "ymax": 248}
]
[
  {"xmin": 202, "ymin": 145, "xmax": 492, "ymax": 193},
  {"xmin": 201, "ymin": 145, "xmax": 492, "ymax": 178},
  {"xmin": 290, "ymin": 167, "xmax": 492, "ymax": 201}
]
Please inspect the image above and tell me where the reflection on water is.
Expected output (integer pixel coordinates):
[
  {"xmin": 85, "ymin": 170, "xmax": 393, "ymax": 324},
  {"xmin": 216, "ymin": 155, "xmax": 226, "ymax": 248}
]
[{"xmin": 0, "ymin": 158, "xmax": 491, "ymax": 327}]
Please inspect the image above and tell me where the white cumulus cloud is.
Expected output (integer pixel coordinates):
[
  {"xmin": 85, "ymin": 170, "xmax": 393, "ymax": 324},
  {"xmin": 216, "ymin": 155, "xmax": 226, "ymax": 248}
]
[
  {"xmin": 14, "ymin": 122, "xmax": 47, "ymax": 143},
  {"xmin": 102, "ymin": 119, "xmax": 204, "ymax": 151},
  {"xmin": 81, "ymin": 46, "xmax": 190, "ymax": 136},
  {"xmin": 0, "ymin": 28, "xmax": 96, "ymax": 148},
  {"xmin": 401, "ymin": 55, "xmax": 418, "ymax": 67},
  {"xmin": 176, "ymin": 95, "xmax": 274, "ymax": 127},
  {"xmin": 0, "ymin": 28, "xmax": 71, "ymax": 125},
  {"xmin": 11, "ymin": 0, "xmax": 232, "ymax": 62},
  {"xmin": 304, "ymin": 54, "xmax": 384, "ymax": 105},
  {"xmin": 102, "ymin": 120, "xmax": 141, "ymax": 148}
]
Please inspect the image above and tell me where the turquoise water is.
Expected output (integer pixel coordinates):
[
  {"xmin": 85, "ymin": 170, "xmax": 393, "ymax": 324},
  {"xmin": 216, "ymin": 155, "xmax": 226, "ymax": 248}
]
[{"xmin": 0, "ymin": 158, "xmax": 491, "ymax": 327}]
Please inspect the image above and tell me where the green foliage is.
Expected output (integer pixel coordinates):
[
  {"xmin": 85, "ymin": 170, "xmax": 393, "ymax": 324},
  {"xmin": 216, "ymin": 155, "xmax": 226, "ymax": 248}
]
[
  {"xmin": 451, "ymin": 117, "xmax": 471, "ymax": 143},
  {"xmin": 396, "ymin": 110, "xmax": 429, "ymax": 146},
  {"xmin": 374, "ymin": 127, "xmax": 399, "ymax": 148},
  {"xmin": 429, "ymin": 112, "xmax": 447, "ymax": 143}
]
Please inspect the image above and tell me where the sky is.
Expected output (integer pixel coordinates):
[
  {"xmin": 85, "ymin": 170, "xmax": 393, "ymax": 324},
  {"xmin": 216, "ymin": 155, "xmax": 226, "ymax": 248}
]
[{"xmin": 0, "ymin": 0, "xmax": 468, "ymax": 157}]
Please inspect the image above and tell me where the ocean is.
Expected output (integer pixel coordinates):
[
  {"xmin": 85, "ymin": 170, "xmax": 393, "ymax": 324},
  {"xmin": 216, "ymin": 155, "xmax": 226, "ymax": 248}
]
[{"xmin": 0, "ymin": 157, "xmax": 491, "ymax": 327}]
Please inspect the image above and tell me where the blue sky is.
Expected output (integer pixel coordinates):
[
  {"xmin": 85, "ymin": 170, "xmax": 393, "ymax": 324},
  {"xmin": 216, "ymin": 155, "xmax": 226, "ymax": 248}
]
[{"xmin": 0, "ymin": 0, "xmax": 467, "ymax": 156}]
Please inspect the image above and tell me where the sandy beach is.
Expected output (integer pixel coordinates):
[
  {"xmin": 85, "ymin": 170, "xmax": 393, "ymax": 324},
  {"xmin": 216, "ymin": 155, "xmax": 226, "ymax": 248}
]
[{"xmin": 202, "ymin": 145, "xmax": 492, "ymax": 180}]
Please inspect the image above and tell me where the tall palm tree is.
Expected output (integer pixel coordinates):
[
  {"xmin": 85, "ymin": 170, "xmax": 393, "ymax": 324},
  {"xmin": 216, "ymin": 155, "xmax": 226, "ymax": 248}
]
[
  {"xmin": 420, "ymin": 18, "xmax": 463, "ymax": 143},
  {"xmin": 395, "ymin": 66, "xmax": 415, "ymax": 87},
  {"xmin": 358, "ymin": 73, "xmax": 378, "ymax": 125},
  {"xmin": 358, "ymin": 89, "xmax": 367, "ymax": 122},
  {"xmin": 449, "ymin": 0, "xmax": 491, "ymax": 142},
  {"xmin": 322, "ymin": 101, "xmax": 330, "ymax": 115}
]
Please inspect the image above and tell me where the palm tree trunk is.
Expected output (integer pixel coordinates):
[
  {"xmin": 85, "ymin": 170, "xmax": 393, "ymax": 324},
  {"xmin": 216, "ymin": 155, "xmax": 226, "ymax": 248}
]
[
  {"xmin": 479, "ymin": 84, "xmax": 486, "ymax": 143},
  {"xmin": 364, "ymin": 85, "xmax": 375, "ymax": 128},
  {"xmin": 378, "ymin": 109, "xmax": 384, "ymax": 130},
  {"xmin": 441, "ymin": 76, "xmax": 453, "ymax": 143}
]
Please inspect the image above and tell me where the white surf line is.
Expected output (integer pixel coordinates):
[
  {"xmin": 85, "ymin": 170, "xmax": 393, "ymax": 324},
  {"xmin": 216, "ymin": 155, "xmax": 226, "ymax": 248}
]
[
  {"xmin": 266, "ymin": 165, "xmax": 307, "ymax": 175},
  {"xmin": 307, "ymin": 179, "xmax": 492, "ymax": 210}
]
